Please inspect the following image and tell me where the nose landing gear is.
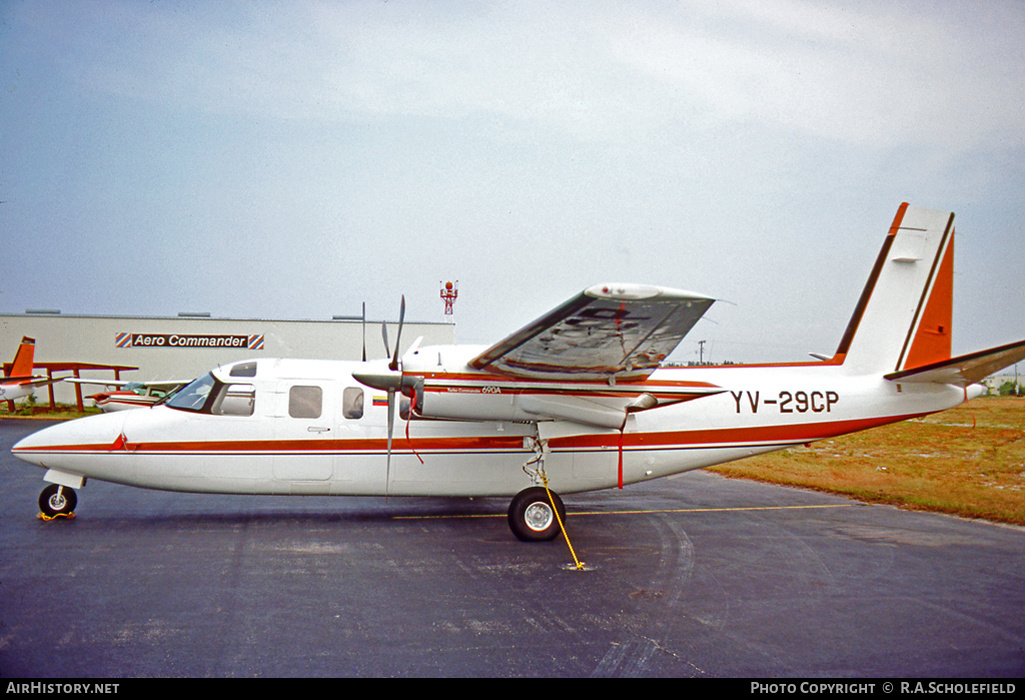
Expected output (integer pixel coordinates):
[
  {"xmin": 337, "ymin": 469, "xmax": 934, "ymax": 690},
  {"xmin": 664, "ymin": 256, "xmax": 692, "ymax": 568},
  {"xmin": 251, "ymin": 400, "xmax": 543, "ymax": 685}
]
[{"xmin": 38, "ymin": 484, "xmax": 77, "ymax": 520}]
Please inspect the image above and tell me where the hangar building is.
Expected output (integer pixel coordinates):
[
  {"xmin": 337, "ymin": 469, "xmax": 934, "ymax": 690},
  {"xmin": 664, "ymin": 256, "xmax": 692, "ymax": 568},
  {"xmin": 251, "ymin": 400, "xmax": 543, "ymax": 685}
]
[{"xmin": 1, "ymin": 311, "xmax": 456, "ymax": 408}]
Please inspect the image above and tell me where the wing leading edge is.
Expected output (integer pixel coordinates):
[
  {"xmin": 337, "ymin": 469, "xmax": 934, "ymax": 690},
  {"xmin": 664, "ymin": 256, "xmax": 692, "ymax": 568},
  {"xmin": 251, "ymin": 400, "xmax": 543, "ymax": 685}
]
[{"xmin": 469, "ymin": 283, "xmax": 715, "ymax": 381}]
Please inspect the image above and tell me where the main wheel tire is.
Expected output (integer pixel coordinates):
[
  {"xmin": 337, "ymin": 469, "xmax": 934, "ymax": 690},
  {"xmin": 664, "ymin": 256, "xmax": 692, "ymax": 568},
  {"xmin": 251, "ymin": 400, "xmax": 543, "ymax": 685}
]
[
  {"xmin": 508, "ymin": 487, "xmax": 565, "ymax": 542},
  {"xmin": 39, "ymin": 484, "xmax": 77, "ymax": 518}
]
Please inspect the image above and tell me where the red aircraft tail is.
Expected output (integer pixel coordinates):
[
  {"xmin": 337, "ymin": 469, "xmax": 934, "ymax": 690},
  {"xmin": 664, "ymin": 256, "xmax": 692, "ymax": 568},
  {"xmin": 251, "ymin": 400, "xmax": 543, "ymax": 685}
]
[{"xmin": 8, "ymin": 337, "xmax": 36, "ymax": 379}]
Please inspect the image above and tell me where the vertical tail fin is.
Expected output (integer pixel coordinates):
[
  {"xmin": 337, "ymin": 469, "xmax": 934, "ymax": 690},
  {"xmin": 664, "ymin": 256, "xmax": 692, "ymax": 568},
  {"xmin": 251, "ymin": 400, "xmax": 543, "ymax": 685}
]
[
  {"xmin": 835, "ymin": 204, "xmax": 955, "ymax": 375},
  {"xmin": 9, "ymin": 337, "xmax": 37, "ymax": 378}
]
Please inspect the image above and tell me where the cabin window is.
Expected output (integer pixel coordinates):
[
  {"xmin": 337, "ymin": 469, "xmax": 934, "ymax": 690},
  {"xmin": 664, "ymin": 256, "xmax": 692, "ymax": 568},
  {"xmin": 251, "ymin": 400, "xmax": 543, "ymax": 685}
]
[
  {"xmin": 229, "ymin": 361, "xmax": 257, "ymax": 377},
  {"xmin": 289, "ymin": 385, "xmax": 322, "ymax": 419},
  {"xmin": 212, "ymin": 384, "xmax": 255, "ymax": 416},
  {"xmin": 343, "ymin": 387, "xmax": 364, "ymax": 419}
]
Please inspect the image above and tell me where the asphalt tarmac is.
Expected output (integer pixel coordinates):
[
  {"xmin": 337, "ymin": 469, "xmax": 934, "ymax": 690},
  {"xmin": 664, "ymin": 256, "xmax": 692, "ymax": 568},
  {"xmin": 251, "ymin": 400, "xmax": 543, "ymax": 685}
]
[{"xmin": 1, "ymin": 419, "xmax": 1022, "ymax": 678}]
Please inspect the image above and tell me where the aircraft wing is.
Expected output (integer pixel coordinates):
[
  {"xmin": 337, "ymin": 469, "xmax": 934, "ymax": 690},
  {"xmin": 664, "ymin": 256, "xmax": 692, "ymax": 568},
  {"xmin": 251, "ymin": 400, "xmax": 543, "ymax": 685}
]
[
  {"xmin": 64, "ymin": 378, "xmax": 132, "ymax": 389},
  {"xmin": 885, "ymin": 338, "xmax": 1025, "ymax": 387},
  {"xmin": 64, "ymin": 378, "xmax": 190, "ymax": 390},
  {"xmin": 469, "ymin": 284, "xmax": 715, "ymax": 381}
]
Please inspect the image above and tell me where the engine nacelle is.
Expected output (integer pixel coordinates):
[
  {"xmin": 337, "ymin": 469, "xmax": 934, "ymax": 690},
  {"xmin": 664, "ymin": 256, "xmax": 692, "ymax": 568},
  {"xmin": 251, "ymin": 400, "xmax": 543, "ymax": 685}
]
[{"xmin": 414, "ymin": 384, "xmax": 628, "ymax": 429}]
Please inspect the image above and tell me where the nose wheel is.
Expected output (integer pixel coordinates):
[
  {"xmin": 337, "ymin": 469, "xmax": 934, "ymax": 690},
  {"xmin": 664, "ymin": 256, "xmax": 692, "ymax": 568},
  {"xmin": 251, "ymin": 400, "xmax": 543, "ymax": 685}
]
[{"xmin": 39, "ymin": 484, "xmax": 77, "ymax": 519}]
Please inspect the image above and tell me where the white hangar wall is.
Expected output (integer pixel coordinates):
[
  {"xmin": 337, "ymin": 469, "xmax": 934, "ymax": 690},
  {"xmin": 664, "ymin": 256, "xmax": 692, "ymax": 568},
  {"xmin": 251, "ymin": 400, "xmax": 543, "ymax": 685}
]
[{"xmin": 1, "ymin": 313, "xmax": 456, "ymax": 406}]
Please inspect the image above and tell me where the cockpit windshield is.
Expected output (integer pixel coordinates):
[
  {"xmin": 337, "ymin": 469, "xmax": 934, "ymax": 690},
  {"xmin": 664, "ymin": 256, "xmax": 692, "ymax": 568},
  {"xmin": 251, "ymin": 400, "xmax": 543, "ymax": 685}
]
[{"xmin": 166, "ymin": 373, "xmax": 217, "ymax": 412}]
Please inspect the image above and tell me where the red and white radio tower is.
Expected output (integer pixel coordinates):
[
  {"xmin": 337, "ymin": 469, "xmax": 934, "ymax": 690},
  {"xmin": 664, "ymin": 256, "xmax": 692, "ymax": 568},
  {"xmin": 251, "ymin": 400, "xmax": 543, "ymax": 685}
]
[{"xmin": 440, "ymin": 281, "xmax": 458, "ymax": 316}]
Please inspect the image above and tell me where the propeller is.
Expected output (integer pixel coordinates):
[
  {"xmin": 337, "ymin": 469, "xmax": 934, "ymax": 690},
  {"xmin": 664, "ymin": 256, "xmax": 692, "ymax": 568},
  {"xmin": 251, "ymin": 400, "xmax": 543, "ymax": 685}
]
[
  {"xmin": 354, "ymin": 296, "xmax": 415, "ymax": 493},
  {"xmin": 383, "ymin": 296, "xmax": 404, "ymax": 490}
]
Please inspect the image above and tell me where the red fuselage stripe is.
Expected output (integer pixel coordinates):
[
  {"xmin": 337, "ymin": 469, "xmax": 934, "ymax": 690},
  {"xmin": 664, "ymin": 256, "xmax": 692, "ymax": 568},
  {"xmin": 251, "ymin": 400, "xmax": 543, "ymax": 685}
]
[{"xmin": 12, "ymin": 413, "xmax": 924, "ymax": 456}]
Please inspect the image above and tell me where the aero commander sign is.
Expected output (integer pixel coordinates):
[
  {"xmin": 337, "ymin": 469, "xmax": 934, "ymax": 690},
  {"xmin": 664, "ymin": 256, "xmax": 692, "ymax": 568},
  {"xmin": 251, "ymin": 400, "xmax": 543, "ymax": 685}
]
[{"xmin": 117, "ymin": 333, "xmax": 265, "ymax": 350}]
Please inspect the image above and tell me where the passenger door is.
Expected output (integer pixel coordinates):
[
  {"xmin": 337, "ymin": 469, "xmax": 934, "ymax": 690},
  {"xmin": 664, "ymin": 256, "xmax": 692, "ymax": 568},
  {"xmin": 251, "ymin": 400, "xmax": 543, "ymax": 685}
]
[{"xmin": 272, "ymin": 382, "xmax": 334, "ymax": 485}]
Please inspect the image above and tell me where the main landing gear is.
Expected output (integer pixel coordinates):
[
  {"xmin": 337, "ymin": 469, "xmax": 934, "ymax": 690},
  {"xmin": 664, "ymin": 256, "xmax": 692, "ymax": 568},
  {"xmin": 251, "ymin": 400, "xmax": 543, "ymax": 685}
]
[
  {"xmin": 507, "ymin": 430, "xmax": 570, "ymax": 543},
  {"xmin": 38, "ymin": 484, "xmax": 77, "ymax": 519},
  {"xmin": 508, "ymin": 487, "xmax": 566, "ymax": 542}
]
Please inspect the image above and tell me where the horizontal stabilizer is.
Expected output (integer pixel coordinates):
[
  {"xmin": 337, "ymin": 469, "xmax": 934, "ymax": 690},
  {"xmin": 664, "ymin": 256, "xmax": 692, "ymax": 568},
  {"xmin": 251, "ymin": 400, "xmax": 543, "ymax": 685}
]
[
  {"xmin": 885, "ymin": 339, "xmax": 1025, "ymax": 387},
  {"xmin": 2, "ymin": 375, "xmax": 65, "ymax": 388}
]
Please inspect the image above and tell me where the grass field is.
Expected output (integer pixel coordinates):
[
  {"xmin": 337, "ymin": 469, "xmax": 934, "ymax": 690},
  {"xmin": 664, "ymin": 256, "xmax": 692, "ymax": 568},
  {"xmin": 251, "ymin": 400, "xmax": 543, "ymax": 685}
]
[
  {"xmin": 710, "ymin": 396, "xmax": 1025, "ymax": 526},
  {"xmin": 0, "ymin": 403, "xmax": 102, "ymax": 420},
  {"xmin": 4, "ymin": 397, "xmax": 1024, "ymax": 525}
]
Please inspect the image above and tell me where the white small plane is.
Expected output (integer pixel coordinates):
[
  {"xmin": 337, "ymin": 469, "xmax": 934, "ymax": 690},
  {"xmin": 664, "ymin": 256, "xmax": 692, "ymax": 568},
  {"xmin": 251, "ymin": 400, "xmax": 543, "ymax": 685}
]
[
  {"xmin": 62, "ymin": 378, "xmax": 191, "ymax": 412},
  {"xmin": 0, "ymin": 337, "xmax": 62, "ymax": 403},
  {"xmin": 12, "ymin": 204, "xmax": 1025, "ymax": 540}
]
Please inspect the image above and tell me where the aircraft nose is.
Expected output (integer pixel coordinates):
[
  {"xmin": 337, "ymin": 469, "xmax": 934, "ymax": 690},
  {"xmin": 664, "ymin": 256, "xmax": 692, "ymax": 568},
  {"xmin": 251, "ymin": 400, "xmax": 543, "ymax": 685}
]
[{"xmin": 11, "ymin": 412, "xmax": 127, "ymax": 466}]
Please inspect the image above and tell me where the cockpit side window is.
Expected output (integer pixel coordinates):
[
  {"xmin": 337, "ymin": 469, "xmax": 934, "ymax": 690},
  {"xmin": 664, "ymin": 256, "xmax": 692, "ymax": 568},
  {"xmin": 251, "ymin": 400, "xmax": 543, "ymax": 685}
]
[
  {"xmin": 343, "ymin": 387, "xmax": 364, "ymax": 419},
  {"xmin": 166, "ymin": 374, "xmax": 255, "ymax": 416},
  {"xmin": 289, "ymin": 385, "xmax": 322, "ymax": 419},
  {"xmin": 212, "ymin": 384, "xmax": 255, "ymax": 416}
]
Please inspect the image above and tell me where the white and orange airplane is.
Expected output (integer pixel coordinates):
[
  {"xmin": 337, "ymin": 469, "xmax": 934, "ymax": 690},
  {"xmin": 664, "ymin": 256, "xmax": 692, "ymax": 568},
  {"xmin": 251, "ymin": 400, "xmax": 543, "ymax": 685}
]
[
  {"xmin": 0, "ymin": 337, "xmax": 62, "ymax": 403},
  {"xmin": 12, "ymin": 204, "xmax": 1025, "ymax": 540}
]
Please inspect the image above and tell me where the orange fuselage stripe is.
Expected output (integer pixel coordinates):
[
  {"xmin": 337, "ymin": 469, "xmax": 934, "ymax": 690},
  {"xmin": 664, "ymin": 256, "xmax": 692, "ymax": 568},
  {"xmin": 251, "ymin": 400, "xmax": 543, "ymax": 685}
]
[{"xmin": 13, "ymin": 412, "xmax": 925, "ymax": 456}]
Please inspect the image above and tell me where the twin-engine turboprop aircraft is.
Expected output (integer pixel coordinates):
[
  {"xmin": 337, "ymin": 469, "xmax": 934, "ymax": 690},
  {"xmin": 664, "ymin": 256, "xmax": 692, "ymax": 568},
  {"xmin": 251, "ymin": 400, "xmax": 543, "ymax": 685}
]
[{"xmin": 12, "ymin": 204, "xmax": 1025, "ymax": 541}]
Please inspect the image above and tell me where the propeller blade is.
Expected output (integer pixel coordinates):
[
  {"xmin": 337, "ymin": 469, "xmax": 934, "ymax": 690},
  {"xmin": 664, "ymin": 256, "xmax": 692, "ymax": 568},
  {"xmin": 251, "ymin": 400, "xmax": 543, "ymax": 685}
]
[
  {"xmin": 361, "ymin": 302, "xmax": 367, "ymax": 362},
  {"xmin": 385, "ymin": 388, "xmax": 395, "ymax": 494},
  {"xmin": 377, "ymin": 294, "xmax": 407, "ymax": 493},
  {"xmin": 390, "ymin": 295, "xmax": 406, "ymax": 371}
]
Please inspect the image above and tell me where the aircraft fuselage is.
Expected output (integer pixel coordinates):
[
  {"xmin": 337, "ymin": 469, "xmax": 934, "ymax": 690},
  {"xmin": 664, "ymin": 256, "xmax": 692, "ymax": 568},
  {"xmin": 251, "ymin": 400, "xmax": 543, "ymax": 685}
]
[
  {"xmin": 11, "ymin": 352, "xmax": 975, "ymax": 499},
  {"xmin": 0, "ymin": 382, "xmax": 35, "ymax": 402}
]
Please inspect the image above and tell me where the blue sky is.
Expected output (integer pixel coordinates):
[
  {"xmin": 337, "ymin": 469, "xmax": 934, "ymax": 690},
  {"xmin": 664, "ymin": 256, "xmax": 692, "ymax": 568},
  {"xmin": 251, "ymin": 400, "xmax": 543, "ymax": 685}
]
[{"xmin": 2, "ymin": 0, "xmax": 1023, "ymax": 364}]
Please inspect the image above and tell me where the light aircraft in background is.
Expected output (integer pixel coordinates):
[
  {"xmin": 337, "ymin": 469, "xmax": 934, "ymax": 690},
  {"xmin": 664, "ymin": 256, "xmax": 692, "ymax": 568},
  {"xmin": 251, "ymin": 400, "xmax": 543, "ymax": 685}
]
[
  {"xmin": 0, "ymin": 337, "xmax": 63, "ymax": 403},
  {"xmin": 63, "ymin": 378, "xmax": 191, "ymax": 412},
  {"xmin": 12, "ymin": 204, "xmax": 1025, "ymax": 541}
]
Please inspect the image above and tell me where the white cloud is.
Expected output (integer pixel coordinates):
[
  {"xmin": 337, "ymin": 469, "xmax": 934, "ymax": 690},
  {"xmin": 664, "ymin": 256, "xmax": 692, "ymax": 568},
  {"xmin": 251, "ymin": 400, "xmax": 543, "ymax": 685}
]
[{"xmin": 35, "ymin": 0, "xmax": 1023, "ymax": 156}]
